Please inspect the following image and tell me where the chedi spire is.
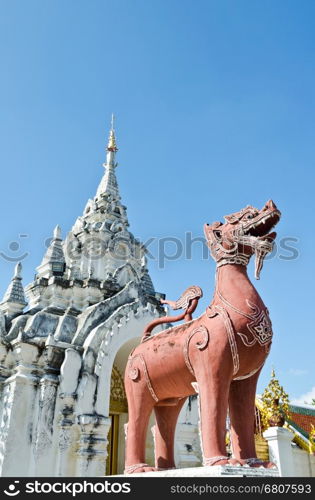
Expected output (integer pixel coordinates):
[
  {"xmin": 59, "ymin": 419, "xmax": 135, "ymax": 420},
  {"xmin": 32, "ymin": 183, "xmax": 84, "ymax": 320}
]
[
  {"xmin": 0, "ymin": 262, "xmax": 27, "ymax": 317},
  {"xmin": 107, "ymin": 113, "xmax": 118, "ymax": 153},
  {"xmin": 96, "ymin": 115, "xmax": 120, "ymax": 198},
  {"xmin": 36, "ymin": 225, "xmax": 66, "ymax": 279}
]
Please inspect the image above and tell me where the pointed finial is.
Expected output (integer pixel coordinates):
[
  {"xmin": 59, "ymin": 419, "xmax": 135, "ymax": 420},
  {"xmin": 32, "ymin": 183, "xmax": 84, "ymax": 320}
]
[
  {"xmin": 0, "ymin": 261, "xmax": 27, "ymax": 312},
  {"xmin": 14, "ymin": 262, "xmax": 22, "ymax": 279},
  {"xmin": 53, "ymin": 225, "xmax": 62, "ymax": 240},
  {"xmin": 107, "ymin": 115, "xmax": 118, "ymax": 152}
]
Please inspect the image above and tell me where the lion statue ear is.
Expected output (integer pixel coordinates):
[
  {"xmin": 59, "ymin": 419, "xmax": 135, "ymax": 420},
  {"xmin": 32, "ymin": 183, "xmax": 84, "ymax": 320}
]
[
  {"xmin": 204, "ymin": 221, "xmax": 223, "ymax": 245},
  {"xmin": 207, "ymin": 221, "xmax": 223, "ymax": 230}
]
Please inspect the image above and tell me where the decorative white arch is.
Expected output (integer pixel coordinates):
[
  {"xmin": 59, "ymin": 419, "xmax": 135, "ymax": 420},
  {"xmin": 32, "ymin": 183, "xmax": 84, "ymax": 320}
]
[{"xmin": 81, "ymin": 300, "xmax": 161, "ymax": 417}]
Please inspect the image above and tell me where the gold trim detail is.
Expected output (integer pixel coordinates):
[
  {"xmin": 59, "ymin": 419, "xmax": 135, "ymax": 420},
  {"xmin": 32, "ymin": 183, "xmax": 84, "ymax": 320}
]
[
  {"xmin": 110, "ymin": 365, "xmax": 128, "ymax": 414},
  {"xmin": 255, "ymin": 434, "xmax": 269, "ymax": 461},
  {"xmin": 106, "ymin": 414, "xmax": 120, "ymax": 475}
]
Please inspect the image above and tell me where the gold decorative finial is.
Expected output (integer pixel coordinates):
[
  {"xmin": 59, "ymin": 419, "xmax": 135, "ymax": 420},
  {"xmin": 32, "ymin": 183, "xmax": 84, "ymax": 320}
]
[
  {"xmin": 107, "ymin": 114, "xmax": 118, "ymax": 152},
  {"xmin": 259, "ymin": 368, "xmax": 290, "ymax": 432}
]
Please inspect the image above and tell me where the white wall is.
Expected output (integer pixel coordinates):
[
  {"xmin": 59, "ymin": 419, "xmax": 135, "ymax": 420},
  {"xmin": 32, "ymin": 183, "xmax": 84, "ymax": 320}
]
[{"xmin": 292, "ymin": 446, "xmax": 314, "ymax": 477}]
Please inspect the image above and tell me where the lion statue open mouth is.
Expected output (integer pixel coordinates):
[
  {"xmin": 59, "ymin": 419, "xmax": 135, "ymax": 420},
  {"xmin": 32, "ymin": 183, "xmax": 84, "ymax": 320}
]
[{"xmin": 204, "ymin": 199, "xmax": 281, "ymax": 279}]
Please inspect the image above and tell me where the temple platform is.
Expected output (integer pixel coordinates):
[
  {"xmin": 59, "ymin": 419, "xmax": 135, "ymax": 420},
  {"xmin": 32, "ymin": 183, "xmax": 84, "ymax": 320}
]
[{"xmin": 120, "ymin": 465, "xmax": 279, "ymax": 477}]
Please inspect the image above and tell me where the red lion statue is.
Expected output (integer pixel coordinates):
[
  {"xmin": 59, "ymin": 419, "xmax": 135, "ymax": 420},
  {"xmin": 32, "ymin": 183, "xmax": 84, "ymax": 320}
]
[{"xmin": 124, "ymin": 200, "xmax": 281, "ymax": 473}]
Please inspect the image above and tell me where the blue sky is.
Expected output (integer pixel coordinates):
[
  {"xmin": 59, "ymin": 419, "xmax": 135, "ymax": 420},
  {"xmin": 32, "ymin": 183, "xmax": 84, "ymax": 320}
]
[{"xmin": 0, "ymin": 0, "xmax": 314, "ymax": 402}]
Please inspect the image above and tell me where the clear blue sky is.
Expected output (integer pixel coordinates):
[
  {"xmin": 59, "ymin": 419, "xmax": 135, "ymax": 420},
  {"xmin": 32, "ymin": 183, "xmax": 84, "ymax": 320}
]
[{"xmin": 0, "ymin": 0, "xmax": 314, "ymax": 402}]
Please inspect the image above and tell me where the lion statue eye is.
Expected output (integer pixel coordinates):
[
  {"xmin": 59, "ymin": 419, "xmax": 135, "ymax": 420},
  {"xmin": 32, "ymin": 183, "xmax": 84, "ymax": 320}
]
[{"xmin": 246, "ymin": 214, "xmax": 254, "ymax": 219}]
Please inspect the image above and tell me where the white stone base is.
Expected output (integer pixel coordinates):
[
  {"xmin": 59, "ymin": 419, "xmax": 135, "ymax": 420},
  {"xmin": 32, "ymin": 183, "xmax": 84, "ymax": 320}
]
[
  {"xmin": 119, "ymin": 465, "xmax": 279, "ymax": 477},
  {"xmin": 263, "ymin": 427, "xmax": 295, "ymax": 476}
]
